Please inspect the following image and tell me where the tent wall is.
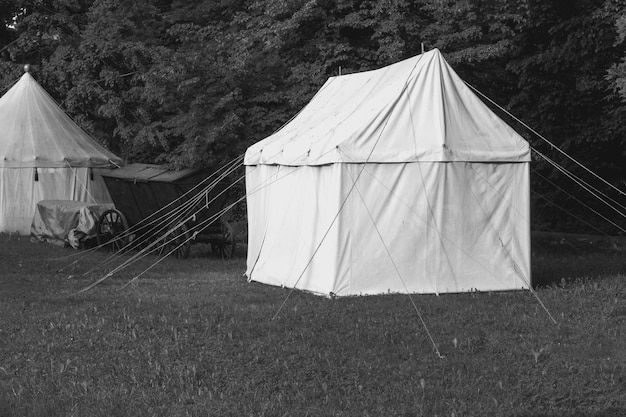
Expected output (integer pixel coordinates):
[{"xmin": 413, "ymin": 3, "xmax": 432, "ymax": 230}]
[
  {"xmin": 0, "ymin": 167, "xmax": 113, "ymax": 235},
  {"xmin": 246, "ymin": 161, "xmax": 530, "ymax": 296},
  {"xmin": 246, "ymin": 164, "xmax": 344, "ymax": 295}
]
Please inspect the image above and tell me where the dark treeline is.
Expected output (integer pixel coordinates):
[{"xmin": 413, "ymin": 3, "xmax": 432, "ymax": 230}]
[{"xmin": 1, "ymin": 0, "xmax": 625, "ymax": 234}]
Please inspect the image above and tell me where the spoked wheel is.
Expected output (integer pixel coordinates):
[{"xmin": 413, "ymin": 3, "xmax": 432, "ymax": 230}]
[
  {"xmin": 97, "ymin": 209, "xmax": 129, "ymax": 252},
  {"xmin": 159, "ymin": 224, "xmax": 191, "ymax": 259},
  {"xmin": 211, "ymin": 221, "xmax": 235, "ymax": 259}
]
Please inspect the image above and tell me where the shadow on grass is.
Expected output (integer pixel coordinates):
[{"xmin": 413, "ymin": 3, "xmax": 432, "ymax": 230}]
[
  {"xmin": 516, "ymin": 409, "xmax": 626, "ymax": 417},
  {"xmin": 531, "ymin": 232, "xmax": 625, "ymax": 288}
]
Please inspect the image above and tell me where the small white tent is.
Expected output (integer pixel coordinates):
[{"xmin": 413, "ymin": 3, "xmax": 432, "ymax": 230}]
[
  {"xmin": 244, "ymin": 49, "xmax": 531, "ymax": 296},
  {"xmin": 0, "ymin": 70, "xmax": 122, "ymax": 235}
]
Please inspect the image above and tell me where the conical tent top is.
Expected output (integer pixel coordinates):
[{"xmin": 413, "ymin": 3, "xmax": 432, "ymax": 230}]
[{"xmin": 0, "ymin": 71, "xmax": 122, "ymax": 168}]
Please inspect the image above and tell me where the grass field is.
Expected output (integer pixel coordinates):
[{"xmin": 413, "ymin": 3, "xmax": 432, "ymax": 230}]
[{"xmin": 0, "ymin": 234, "xmax": 625, "ymax": 416}]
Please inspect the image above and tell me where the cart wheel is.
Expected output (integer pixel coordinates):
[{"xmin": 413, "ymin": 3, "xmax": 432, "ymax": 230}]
[
  {"xmin": 211, "ymin": 221, "xmax": 235, "ymax": 259},
  {"xmin": 159, "ymin": 224, "xmax": 191, "ymax": 259},
  {"xmin": 97, "ymin": 209, "xmax": 129, "ymax": 252}
]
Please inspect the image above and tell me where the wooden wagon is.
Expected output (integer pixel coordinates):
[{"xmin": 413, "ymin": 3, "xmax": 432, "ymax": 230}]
[{"xmin": 97, "ymin": 163, "xmax": 234, "ymax": 259}]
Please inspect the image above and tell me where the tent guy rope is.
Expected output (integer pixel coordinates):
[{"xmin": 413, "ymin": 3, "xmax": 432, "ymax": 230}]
[
  {"xmin": 54, "ymin": 154, "xmax": 243, "ymax": 266},
  {"xmin": 66, "ymin": 50, "xmax": 622, "ymax": 352},
  {"xmin": 532, "ymin": 168, "xmax": 626, "ymax": 235},
  {"xmin": 267, "ymin": 53, "xmax": 452, "ymax": 359},
  {"xmin": 465, "ymin": 81, "xmax": 626, "ymax": 200},
  {"xmin": 345, "ymin": 165, "xmax": 445, "ymax": 358}
]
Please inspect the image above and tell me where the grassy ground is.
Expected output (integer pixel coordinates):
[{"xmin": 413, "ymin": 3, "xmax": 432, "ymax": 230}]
[{"xmin": 0, "ymin": 234, "xmax": 625, "ymax": 416}]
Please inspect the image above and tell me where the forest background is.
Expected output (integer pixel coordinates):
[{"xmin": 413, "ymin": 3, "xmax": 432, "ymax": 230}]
[{"xmin": 1, "ymin": 0, "xmax": 625, "ymax": 234}]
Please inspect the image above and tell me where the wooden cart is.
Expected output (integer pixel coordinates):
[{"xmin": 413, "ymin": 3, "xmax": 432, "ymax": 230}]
[{"xmin": 97, "ymin": 163, "xmax": 234, "ymax": 258}]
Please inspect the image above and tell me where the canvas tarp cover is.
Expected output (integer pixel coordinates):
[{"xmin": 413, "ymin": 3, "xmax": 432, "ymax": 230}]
[
  {"xmin": 0, "ymin": 166, "xmax": 116, "ymax": 235},
  {"xmin": 30, "ymin": 199, "xmax": 114, "ymax": 247},
  {"xmin": 244, "ymin": 49, "xmax": 531, "ymax": 296},
  {"xmin": 0, "ymin": 72, "xmax": 122, "ymax": 235}
]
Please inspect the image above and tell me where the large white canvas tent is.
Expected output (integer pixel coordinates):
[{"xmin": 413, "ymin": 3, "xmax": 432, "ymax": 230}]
[
  {"xmin": 244, "ymin": 49, "xmax": 532, "ymax": 296},
  {"xmin": 0, "ymin": 70, "xmax": 122, "ymax": 235}
]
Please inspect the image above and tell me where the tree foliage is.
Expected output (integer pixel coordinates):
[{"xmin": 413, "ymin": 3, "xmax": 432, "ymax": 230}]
[
  {"xmin": 1, "ymin": 0, "xmax": 625, "ymax": 233},
  {"xmin": 606, "ymin": 1, "xmax": 626, "ymax": 100}
]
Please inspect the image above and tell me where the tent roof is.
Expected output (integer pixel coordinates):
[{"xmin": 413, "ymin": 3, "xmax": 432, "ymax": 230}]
[
  {"xmin": 100, "ymin": 163, "xmax": 201, "ymax": 183},
  {"xmin": 245, "ymin": 48, "xmax": 530, "ymax": 166},
  {"xmin": 0, "ymin": 72, "xmax": 122, "ymax": 168}
]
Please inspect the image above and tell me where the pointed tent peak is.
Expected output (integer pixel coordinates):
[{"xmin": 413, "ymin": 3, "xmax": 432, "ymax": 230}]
[
  {"xmin": 428, "ymin": 47, "xmax": 442, "ymax": 56},
  {"xmin": 0, "ymin": 69, "xmax": 122, "ymax": 168},
  {"xmin": 245, "ymin": 49, "xmax": 529, "ymax": 166},
  {"xmin": 14, "ymin": 66, "xmax": 38, "ymax": 89},
  {"xmin": 16, "ymin": 71, "xmax": 35, "ymax": 87},
  {"xmin": 327, "ymin": 48, "xmax": 443, "ymax": 84}
]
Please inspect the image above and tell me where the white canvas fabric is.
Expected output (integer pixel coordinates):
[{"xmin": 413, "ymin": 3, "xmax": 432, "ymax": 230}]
[
  {"xmin": 30, "ymin": 199, "xmax": 114, "ymax": 247},
  {"xmin": 245, "ymin": 49, "xmax": 529, "ymax": 166},
  {"xmin": 245, "ymin": 49, "xmax": 532, "ymax": 296},
  {"xmin": 0, "ymin": 72, "xmax": 122, "ymax": 234}
]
